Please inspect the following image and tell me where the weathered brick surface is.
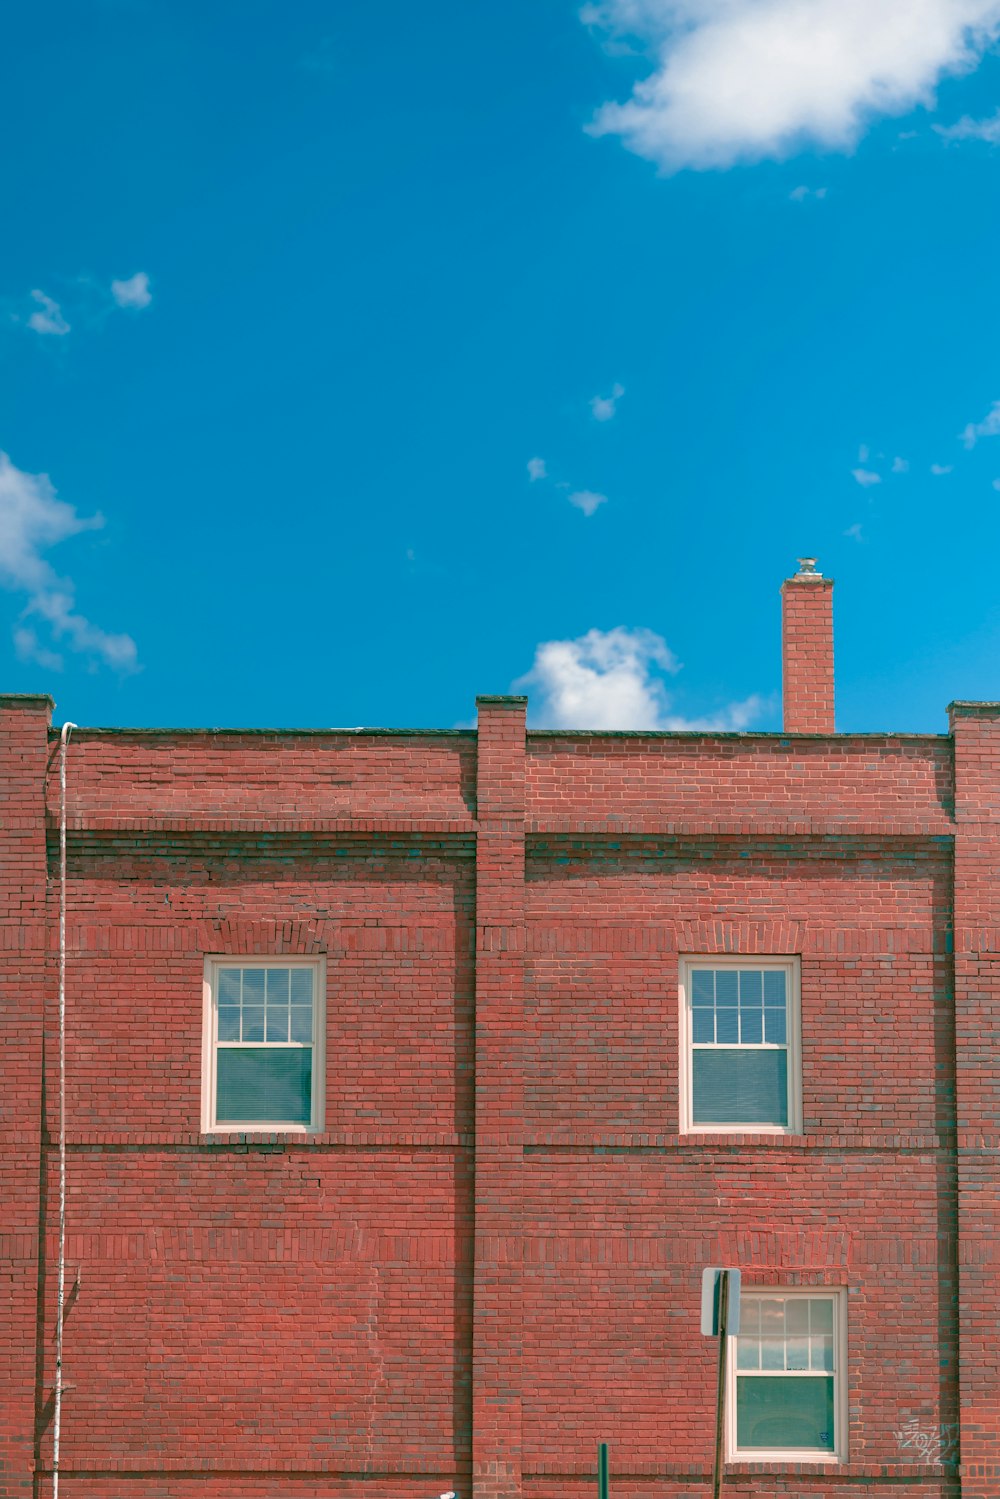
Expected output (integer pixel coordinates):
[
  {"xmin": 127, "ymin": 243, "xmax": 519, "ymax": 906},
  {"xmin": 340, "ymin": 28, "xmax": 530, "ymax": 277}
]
[{"xmin": 0, "ymin": 636, "xmax": 995, "ymax": 1497}]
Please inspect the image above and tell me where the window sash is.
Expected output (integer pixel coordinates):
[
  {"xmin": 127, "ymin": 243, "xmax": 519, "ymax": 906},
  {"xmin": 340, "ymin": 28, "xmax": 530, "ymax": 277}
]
[
  {"xmin": 681, "ymin": 958, "xmax": 800, "ymax": 1132},
  {"xmin": 203, "ymin": 959, "xmax": 324, "ymax": 1131},
  {"xmin": 730, "ymin": 1293, "xmax": 843, "ymax": 1461}
]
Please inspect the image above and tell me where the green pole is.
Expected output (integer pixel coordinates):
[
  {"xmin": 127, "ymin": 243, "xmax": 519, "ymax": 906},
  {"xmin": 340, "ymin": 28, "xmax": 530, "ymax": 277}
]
[{"xmin": 598, "ymin": 1441, "xmax": 609, "ymax": 1499}]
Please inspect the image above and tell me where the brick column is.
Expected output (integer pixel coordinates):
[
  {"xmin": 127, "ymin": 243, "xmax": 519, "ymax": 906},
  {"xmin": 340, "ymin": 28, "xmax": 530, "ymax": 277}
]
[
  {"xmin": 950, "ymin": 701, "xmax": 1000, "ymax": 1498},
  {"xmin": 472, "ymin": 696, "xmax": 526, "ymax": 1499},
  {"xmin": 0, "ymin": 696, "xmax": 54, "ymax": 1499},
  {"xmin": 781, "ymin": 559, "xmax": 835, "ymax": 733}
]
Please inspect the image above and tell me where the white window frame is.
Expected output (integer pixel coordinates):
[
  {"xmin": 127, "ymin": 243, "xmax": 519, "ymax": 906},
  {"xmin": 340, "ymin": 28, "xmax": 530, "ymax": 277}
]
[
  {"xmin": 727, "ymin": 1288, "xmax": 847, "ymax": 1463},
  {"xmin": 201, "ymin": 956, "xmax": 326, "ymax": 1133},
  {"xmin": 678, "ymin": 956, "xmax": 802, "ymax": 1134}
]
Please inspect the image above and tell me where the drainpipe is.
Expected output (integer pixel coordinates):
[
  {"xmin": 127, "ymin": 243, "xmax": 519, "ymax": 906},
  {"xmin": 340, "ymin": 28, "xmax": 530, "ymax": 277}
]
[{"xmin": 52, "ymin": 721, "xmax": 75, "ymax": 1499}]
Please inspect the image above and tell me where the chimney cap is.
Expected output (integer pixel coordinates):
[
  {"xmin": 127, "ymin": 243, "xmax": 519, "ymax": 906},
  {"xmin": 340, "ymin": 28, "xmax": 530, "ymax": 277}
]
[{"xmin": 793, "ymin": 557, "xmax": 823, "ymax": 580}]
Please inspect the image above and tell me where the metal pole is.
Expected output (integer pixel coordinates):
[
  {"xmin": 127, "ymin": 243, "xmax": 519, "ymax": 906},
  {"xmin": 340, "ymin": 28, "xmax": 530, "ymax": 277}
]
[
  {"xmin": 711, "ymin": 1270, "xmax": 730, "ymax": 1499},
  {"xmin": 598, "ymin": 1441, "xmax": 609, "ymax": 1499}
]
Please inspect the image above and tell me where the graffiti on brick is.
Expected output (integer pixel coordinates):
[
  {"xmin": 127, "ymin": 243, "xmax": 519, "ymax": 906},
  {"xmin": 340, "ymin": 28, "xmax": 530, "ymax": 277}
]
[{"xmin": 894, "ymin": 1418, "xmax": 959, "ymax": 1463}]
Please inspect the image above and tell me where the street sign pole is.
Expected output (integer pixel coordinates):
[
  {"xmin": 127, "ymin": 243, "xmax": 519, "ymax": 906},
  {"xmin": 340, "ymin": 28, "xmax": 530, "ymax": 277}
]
[
  {"xmin": 598, "ymin": 1441, "xmax": 609, "ymax": 1499},
  {"xmin": 711, "ymin": 1271, "xmax": 730, "ymax": 1499}
]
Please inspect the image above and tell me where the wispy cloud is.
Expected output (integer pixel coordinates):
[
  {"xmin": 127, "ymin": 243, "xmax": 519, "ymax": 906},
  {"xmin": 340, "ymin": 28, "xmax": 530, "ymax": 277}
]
[
  {"xmin": 789, "ymin": 184, "xmax": 827, "ymax": 201},
  {"xmin": 935, "ymin": 107, "xmax": 1000, "ymax": 141},
  {"xmin": 891, "ymin": 456, "xmax": 909, "ymax": 473},
  {"xmin": 583, "ymin": 0, "xmax": 1000, "ymax": 171},
  {"xmin": 960, "ymin": 398, "xmax": 1000, "ymax": 448},
  {"xmin": 993, "ymin": 478, "xmax": 1000, "ymax": 491},
  {"xmin": 844, "ymin": 522, "xmax": 864, "ymax": 541},
  {"xmin": 110, "ymin": 271, "xmax": 152, "ymax": 309},
  {"xmin": 516, "ymin": 624, "xmax": 768, "ymax": 730},
  {"xmin": 527, "ymin": 456, "xmax": 548, "ymax": 482},
  {"xmin": 930, "ymin": 462, "xmax": 953, "ymax": 475},
  {"xmin": 590, "ymin": 382, "xmax": 625, "ymax": 421},
  {"xmin": 569, "ymin": 489, "xmax": 608, "ymax": 516},
  {"xmin": 26, "ymin": 290, "xmax": 70, "ymax": 336},
  {"xmin": 852, "ymin": 467, "xmax": 881, "ymax": 487},
  {"xmin": 0, "ymin": 452, "xmax": 138, "ymax": 672}
]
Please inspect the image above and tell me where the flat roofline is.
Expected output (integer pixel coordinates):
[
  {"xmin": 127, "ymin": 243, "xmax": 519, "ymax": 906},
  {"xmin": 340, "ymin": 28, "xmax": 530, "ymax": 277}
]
[
  {"xmin": 49, "ymin": 724, "xmax": 949, "ymax": 743},
  {"xmin": 50, "ymin": 726, "xmax": 477, "ymax": 739},
  {"xmin": 526, "ymin": 729, "xmax": 950, "ymax": 742}
]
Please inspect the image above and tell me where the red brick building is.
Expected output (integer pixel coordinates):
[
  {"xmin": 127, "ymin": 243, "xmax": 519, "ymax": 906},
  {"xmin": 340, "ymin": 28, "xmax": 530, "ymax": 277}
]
[{"xmin": 2, "ymin": 562, "xmax": 998, "ymax": 1499}]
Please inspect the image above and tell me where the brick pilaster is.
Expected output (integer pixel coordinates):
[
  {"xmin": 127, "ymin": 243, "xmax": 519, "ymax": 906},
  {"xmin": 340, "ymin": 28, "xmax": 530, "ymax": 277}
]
[
  {"xmin": 950, "ymin": 701, "xmax": 1000, "ymax": 1497},
  {"xmin": 472, "ymin": 696, "xmax": 526, "ymax": 1499},
  {"xmin": 0, "ymin": 697, "xmax": 53, "ymax": 1499},
  {"xmin": 781, "ymin": 561, "xmax": 835, "ymax": 733}
]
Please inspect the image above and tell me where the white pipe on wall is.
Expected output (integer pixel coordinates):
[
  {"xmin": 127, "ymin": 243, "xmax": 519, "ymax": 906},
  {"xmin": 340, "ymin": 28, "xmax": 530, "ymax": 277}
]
[{"xmin": 52, "ymin": 721, "xmax": 75, "ymax": 1499}]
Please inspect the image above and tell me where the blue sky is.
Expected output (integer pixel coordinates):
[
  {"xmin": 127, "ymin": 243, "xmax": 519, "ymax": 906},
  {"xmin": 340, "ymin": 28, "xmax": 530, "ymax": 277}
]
[{"xmin": 2, "ymin": 0, "xmax": 1000, "ymax": 732}]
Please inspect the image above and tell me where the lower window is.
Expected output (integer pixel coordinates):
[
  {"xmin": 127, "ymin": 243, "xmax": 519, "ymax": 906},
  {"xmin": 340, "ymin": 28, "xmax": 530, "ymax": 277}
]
[
  {"xmin": 202, "ymin": 958, "xmax": 325, "ymax": 1130},
  {"xmin": 730, "ymin": 1290, "xmax": 845, "ymax": 1461}
]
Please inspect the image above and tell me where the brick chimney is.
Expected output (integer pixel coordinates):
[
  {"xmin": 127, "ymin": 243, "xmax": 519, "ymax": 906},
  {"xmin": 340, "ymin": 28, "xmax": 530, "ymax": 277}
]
[{"xmin": 781, "ymin": 558, "xmax": 835, "ymax": 733}]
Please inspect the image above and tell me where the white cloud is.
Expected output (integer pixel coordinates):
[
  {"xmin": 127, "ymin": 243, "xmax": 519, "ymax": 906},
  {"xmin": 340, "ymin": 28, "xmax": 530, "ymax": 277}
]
[
  {"xmin": 26, "ymin": 289, "xmax": 70, "ymax": 336},
  {"xmin": 569, "ymin": 489, "xmax": 609, "ymax": 515},
  {"xmin": 852, "ymin": 467, "xmax": 881, "ymax": 487},
  {"xmin": 14, "ymin": 627, "xmax": 64, "ymax": 672},
  {"xmin": 590, "ymin": 382, "xmax": 625, "ymax": 421},
  {"xmin": 930, "ymin": 462, "xmax": 953, "ymax": 474},
  {"xmin": 0, "ymin": 452, "xmax": 138, "ymax": 672},
  {"xmin": 584, "ymin": 0, "xmax": 1000, "ymax": 171},
  {"xmin": 993, "ymin": 478, "xmax": 1000, "ymax": 491},
  {"xmin": 960, "ymin": 398, "xmax": 1000, "ymax": 448},
  {"xmin": 516, "ymin": 624, "xmax": 768, "ymax": 730},
  {"xmin": 844, "ymin": 522, "xmax": 864, "ymax": 540},
  {"xmin": 858, "ymin": 444, "xmax": 869, "ymax": 461},
  {"xmin": 110, "ymin": 271, "xmax": 152, "ymax": 309},
  {"xmin": 891, "ymin": 455, "xmax": 909, "ymax": 472},
  {"xmin": 935, "ymin": 107, "xmax": 1000, "ymax": 140},
  {"xmin": 790, "ymin": 184, "xmax": 827, "ymax": 200},
  {"xmin": 527, "ymin": 456, "xmax": 548, "ymax": 482}
]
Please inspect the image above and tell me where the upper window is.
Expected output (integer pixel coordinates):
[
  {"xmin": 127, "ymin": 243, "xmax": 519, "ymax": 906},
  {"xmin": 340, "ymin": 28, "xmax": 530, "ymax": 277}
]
[
  {"xmin": 730, "ymin": 1291, "xmax": 845, "ymax": 1461},
  {"xmin": 679, "ymin": 957, "xmax": 801, "ymax": 1132},
  {"xmin": 202, "ymin": 959, "xmax": 325, "ymax": 1131}
]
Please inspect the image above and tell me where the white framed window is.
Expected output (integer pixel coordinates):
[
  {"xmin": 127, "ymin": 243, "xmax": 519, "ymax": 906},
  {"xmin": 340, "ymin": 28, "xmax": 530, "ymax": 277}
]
[
  {"xmin": 202, "ymin": 958, "xmax": 325, "ymax": 1132},
  {"xmin": 729, "ymin": 1290, "xmax": 846, "ymax": 1462},
  {"xmin": 679, "ymin": 957, "xmax": 801, "ymax": 1132}
]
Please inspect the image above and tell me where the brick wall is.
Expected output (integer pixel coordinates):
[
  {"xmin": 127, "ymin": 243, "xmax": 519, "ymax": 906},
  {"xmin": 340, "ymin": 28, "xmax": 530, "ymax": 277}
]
[{"xmin": 0, "ymin": 679, "xmax": 986, "ymax": 1499}]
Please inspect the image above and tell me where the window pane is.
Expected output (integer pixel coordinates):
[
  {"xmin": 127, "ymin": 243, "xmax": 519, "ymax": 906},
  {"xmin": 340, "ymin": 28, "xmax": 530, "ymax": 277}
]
[
  {"xmin": 759, "ymin": 1300, "xmax": 784, "ymax": 1335},
  {"xmin": 265, "ymin": 968, "xmax": 290, "ymax": 1003},
  {"xmin": 738, "ymin": 970, "xmax": 762, "ymax": 1003},
  {"xmin": 736, "ymin": 1339, "xmax": 759, "ymax": 1371},
  {"xmin": 217, "ymin": 1006, "xmax": 241, "ymax": 1041},
  {"xmin": 740, "ymin": 1300, "xmax": 760, "ymax": 1338},
  {"xmin": 693, "ymin": 1009, "xmax": 715, "ymax": 1044},
  {"xmin": 691, "ymin": 970, "xmax": 714, "ymax": 1006},
  {"xmin": 786, "ymin": 1336, "xmax": 809, "ymax": 1371},
  {"xmin": 764, "ymin": 1007, "xmax": 787, "ymax": 1044},
  {"xmin": 763, "ymin": 970, "xmax": 787, "ymax": 1004},
  {"xmin": 291, "ymin": 1006, "xmax": 313, "ymax": 1043},
  {"xmin": 810, "ymin": 1299, "xmax": 834, "ymax": 1333},
  {"xmin": 760, "ymin": 1337, "xmax": 785, "ymax": 1371},
  {"xmin": 740, "ymin": 1007, "xmax": 763, "ymax": 1044},
  {"xmin": 243, "ymin": 970, "xmax": 265, "ymax": 1002},
  {"xmin": 812, "ymin": 1335, "xmax": 835, "ymax": 1372},
  {"xmin": 290, "ymin": 968, "xmax": 314, "ymax": 1003},
  {"xmin": 265, "ymin": 1008, "xmax": 289, "ymax": 1042},
  {"xmin": 219, "ymin": 969, "xmax": 242, "ymax": 1004},
  {"xmin": 785, "ymin": 1300, "xmax": 809, "ymax": 1334},
  {"xmin": 216, "ymin": 1047, "xmax": 312, "ymax": 1123},
  {"xmin": 716, "ymin": 970, "xmax": 738, "ymax": 1006},
  {"xmin": 716, "ymin": 1007, "xmax": 740, "ymax": 1044},
  {"xmin": 692, "ymin": 1049, "xmax": 788, "ymax": 1125},
  {"xmin": 737, "ymin": 1375, "xmax": 835, "ymax": 1452},
  {"xmin": 242, "ymin": 1006, "xmax": 265, "ymax": 1042}
]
